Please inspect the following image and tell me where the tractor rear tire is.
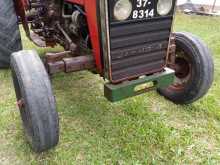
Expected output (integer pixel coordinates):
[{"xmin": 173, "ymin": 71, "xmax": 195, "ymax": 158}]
[
  {"xmin": 11, "ymin": 50, "xmax": 59, "ymax": 152},
  {"xmin": 158, "ymin": 32, "xmax": 214, "ymax": 104},
  {"xmin": 0, "ymin": 0, "xmax": 22, "ymax": 68}
]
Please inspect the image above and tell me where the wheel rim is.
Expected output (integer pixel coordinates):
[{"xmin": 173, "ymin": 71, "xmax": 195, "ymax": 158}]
[
  {"xmin": 12, "ymin": 70, "xmax": 34, "ymax": 144},
  {"xmin": 170, "ymin": 49, "xmax": 192, "ymax": 90}
]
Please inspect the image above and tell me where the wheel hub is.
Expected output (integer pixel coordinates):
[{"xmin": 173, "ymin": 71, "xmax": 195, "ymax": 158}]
[
  {"xmin": 171, "ymin": 52, "xmax": 192, "ymax": 89},
  {"xmin": 175, "ymin": 57, "xmax": 191, "ymax": 79}
]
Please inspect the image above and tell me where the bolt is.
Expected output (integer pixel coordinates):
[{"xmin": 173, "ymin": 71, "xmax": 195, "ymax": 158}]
[{"xmin": 17, "ymin": 99, "xmax": 25, "ymax": 109}]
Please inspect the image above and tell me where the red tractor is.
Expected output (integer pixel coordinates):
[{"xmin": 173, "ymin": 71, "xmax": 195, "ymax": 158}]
[{"xmin": 0, "ymin": 0, "xmax": 214, "ymax": 152}]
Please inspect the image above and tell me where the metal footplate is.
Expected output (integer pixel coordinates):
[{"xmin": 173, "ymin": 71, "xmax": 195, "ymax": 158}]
[{"xmin": 104, "ymin": 68, "xmax": 175, "ymax": 102}]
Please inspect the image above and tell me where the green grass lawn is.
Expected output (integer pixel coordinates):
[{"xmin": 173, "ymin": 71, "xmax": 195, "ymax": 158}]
[{"xmin": 0, "ymin": 13, "xmax": 220, "ymax": 164}]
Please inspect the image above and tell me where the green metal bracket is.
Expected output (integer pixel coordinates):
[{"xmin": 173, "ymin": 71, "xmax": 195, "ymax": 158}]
[{"xmin": 104, "ymin": 68, "xmax": 175, "ymax": 102}]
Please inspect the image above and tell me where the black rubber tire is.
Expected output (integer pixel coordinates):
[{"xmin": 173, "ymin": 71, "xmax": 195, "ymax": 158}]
[
  {"xmin": 158, "ymin": 32, "xmax": 214, "ymax": 104},
  {"xmin": 11, "ymin": 50, "xmax": 59, "ymax": 152},
  {"xmin": 0, "ymin": 0, "xmax": 22, "ymax": 68}
]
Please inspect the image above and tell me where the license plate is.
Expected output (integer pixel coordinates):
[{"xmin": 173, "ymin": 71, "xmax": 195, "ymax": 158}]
[{"xmin": 132, "ymin": 0, "xmax": 155, "ymax": 19}]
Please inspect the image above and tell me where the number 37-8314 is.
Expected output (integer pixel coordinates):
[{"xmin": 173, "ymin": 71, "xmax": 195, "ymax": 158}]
[{"xmin": 132, "ymin": 0, "xmax": 155, "ymax": 19}]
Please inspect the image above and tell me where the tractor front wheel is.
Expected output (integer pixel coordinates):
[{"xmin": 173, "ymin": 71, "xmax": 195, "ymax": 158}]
[
  {"xmin": 11, "ymin": 50, "xmax": 59, "ymax": 152},
  {"xmin": 158, "ymin": 32, "xmax": 214, "ymax": 104}
]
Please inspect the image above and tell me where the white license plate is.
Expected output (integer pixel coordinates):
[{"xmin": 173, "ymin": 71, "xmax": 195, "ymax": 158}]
[{"xmin": 132, "ymin": 0, "xmax": 155, "ymax": 19}]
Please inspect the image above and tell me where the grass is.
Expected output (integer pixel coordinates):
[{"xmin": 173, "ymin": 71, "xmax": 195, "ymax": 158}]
[{"xmin": 0, "ymin": 13, "xmax": 220, "ymax": 164}]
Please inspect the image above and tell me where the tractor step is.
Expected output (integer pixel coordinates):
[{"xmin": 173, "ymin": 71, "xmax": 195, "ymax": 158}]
[{"xmin": 104, "ymin": 68, "xmax": 175, "ymax": 102}]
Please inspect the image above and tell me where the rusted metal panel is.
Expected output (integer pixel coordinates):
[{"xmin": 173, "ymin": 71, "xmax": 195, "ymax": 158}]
[
  {"xmin": 45, "ymin": 51, "xmax": 71, "ymax": 63},
  {"xmin": 166, "ymin": 33, "xmax": 176, "ymax": 69},
  {"xmin": 47, "ymin": 61, "xmax": 65, "ymax": 74},
  {"xmin": 63, "ymin": 56, "xmax": 95, "ymax": 72},
  {"xmin": 45, "ymin": 50, "xmax": 95, "ymax": 74},
  {"xmin": 108, "ymin": 18, "xmax": 173, "ymax": 83}
]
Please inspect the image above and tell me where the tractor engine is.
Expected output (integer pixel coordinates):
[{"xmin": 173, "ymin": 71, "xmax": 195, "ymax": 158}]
[{"xmin": 28, "ymin": 0, "xmax": 91, "ymax": 52}]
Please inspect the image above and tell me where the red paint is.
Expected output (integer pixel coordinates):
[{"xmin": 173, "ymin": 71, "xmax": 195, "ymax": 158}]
[
  {"xmin": 14, "ymin": 0, "xmax": 26, "ymax": 16},
  {"xmin": 14, "ymin": 0, "xmax": 30, "ymax": 36},
  {"xmin": 21, "ymin": 0, "xmax": 29, "ymax": 9},
  {"xmin": 65, "ymin": 0, "xmax": 103, "ymax": 73},
  {"xmin": 14, "ymin": 0, "xmax": 29, "ymax": 11},
  {"xmin": 65, "ymin": 0, "xmax": 84, "ymax": 5}
]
